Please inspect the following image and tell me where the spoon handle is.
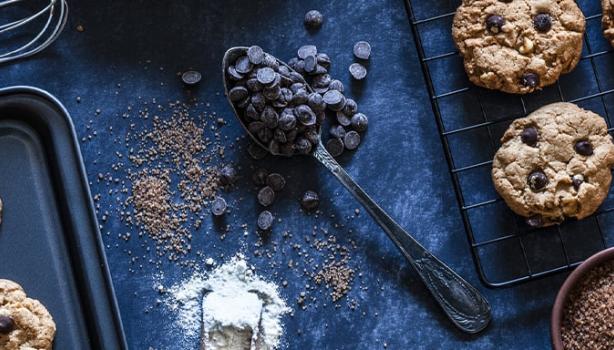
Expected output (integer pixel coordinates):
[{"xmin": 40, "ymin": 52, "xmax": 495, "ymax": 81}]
[{"xmin": 312, "ymin": 143, "xmax": 491, "ymax": 334}]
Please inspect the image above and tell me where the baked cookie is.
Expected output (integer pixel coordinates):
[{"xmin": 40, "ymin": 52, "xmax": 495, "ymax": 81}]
[
  {"xmin": 452, "ymin": 0, "xmax": 585, "ymax": 94},
  {"xmin": 492, "ymin": 102, "xmax": 614, "ymax": 226},
  {"xmin": 602, "ymin": 0, "xmax": 614, "ymax": 46},
  {"xmin": 0, "ymin": 279, "xmax": 56, "ymax": 350}
]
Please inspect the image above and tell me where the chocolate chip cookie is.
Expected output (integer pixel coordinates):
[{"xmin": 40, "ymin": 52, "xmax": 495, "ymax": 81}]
[
  {"xmin": 492, "ymin": 102, "xmax": 614, "ymax": 226},
  {"xmin": 0, "ymin": 279, "xmax": 56, "ymax": 350},
  {"xmin": 452, "ymin": 0, "xmax": 585, "ymax": 94},
  {"xmin": 602, "ymin": 0, "xmax": 614, "ymax": 47}
]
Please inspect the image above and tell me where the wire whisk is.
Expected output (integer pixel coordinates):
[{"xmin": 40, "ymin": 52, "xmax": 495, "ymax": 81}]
[{"xmin": 0, "ymin": 0, "xmax": 68, "ymax": 64}]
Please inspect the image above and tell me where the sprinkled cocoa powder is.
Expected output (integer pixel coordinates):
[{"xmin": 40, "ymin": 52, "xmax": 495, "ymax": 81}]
[{"xmin": 561, "ymin": 260, "xmax": 614, "ymax": 350}]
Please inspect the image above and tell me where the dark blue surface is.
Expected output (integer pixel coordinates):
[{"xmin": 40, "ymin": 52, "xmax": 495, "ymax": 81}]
[{"xmin": 0, "ymin": 0, "xmax": 590, "ymax": 348}]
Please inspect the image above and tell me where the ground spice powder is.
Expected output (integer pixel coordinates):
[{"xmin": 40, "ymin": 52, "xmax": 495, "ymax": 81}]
[{"xmin": 561, "ymin": 260, "xmax": 614, "ymax": 350}]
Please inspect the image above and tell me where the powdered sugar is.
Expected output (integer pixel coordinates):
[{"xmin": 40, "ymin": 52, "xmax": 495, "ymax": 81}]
[{"xmin": 163, "ymin": 254, "xmax": 290, "ymax": 349}]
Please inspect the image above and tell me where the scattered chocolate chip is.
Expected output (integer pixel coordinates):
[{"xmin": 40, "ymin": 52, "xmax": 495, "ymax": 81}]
[
  {"xmin": 572, "ymin": 174, "xmax": 584, "ymax": 191},
  {"xmin": 343, "ymin": 98, "xmax": 358, "ymax": 116},
  {"xmin": 328, "ymin": 79, "xmax": 344, "ymax": 92},
  {"xmin": 528, "ymin": 170, "xmax": 548, "ymax": 191},
  {"xmin": 307, "ymin": 92, "xmax": 326, "ymax": 112},
  {"xmin": 252, "ymin": 168, "xmax": 269, "ymax": 186},
  {"xmin": 575, "ymin": 140, "xmax": 593, "ymax": 156},
  {"xmin": 533, "ymin": 13, "xmax": 552, "ymax": 32},
  {"xmin": 304, "ymin": 55, "xmax": 317, "ymax": 74},
  {"xmin": 349, "ymin": 63, "xmax": 367, "ymax": 80},
  {"xmin": 211, "ymin": 197, "xmax": 228, "ymax": 216},
  {"xmin": 316, "ymin": 53, "xmax": 331, "ymax": 68},
  {"xmin": 351, "ymin": 113, "xmax": 368, "ymax": 132},
  {"xmin": 336, "ymin": 111, "xmax": 351, "ymax": 127},
  {"xmin": 323, "ymin": 90, "xmax": 346, "ymax": 111},
  {"xmin": 304, "ymin": 10, "xmax": 324, "ymax": 29},
  {"xmin": 257, "ymin": 186, "xmax": 276, "ymax": 207},
  {"xmin": 326, "ymin": 138, "xmax": 344, "ymax": 157},
  {"xmin": 520, "ymin": 72, "xmax": 539, "ymax": 88},
  {"xmin": 219, "ymin": 165, "xmax": 237, "ymax": 186},
  {"xmin": 248, "ymin": 142, "xmax": 268, "ymax": 160},
  {"xmin": 298, "ymin": 45, "xmax": 318, "ymax": 59},
  {"xmin": 266, "ymin": 173, "xmax": 286, "ymax": 192},
  {"xmin": 353, "ymin": 41, "xmax": 371, "ymax": 60},
  {"xmin": 486, "ymin": 15, "xmax": 504, "ymax": 33},
  {"xmin": 344, "ymin": 131, "xmax": 361, "ymax": 150},
  {"xmin": 257, "ymin": 210, "xmax": 274, "ymax": 230},
  {"xmin": 301, "ymin": 190, "xmax": 320, "ymax": 211},
  {"xmin": 181, "ymin": 70, "xmax": 202, "ymax": 86},
  {"xmin": 247, "ymin": 45, "xmax": 265, "ymax": 65},
  {"xmin": 0, "ymin": 316, "xmax": 14, "ymax": 334},
  {"xmin": 330, "ymin": 125, "xmax": 346, "ymax": 139},
  {"xmin": 526, "ymin": 214, "xmax": 543, "ymax": 228},
  {"xmin": 521, "ymin": 126, "xmax": 538, "ymax": 146}
]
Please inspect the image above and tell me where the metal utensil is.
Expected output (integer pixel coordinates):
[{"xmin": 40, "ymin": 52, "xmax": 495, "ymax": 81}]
[
  {"xmin": 222, "ymin": 47, "xmax": 491, "ymax": 334},
  {"xmin": 0, "ymin": 0, "xmax": 68, "ymax": 64}
]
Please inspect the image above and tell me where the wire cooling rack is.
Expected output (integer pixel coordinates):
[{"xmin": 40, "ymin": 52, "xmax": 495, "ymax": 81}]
[{"xmin": 404, "ymin": 0, "xmax": 614, "ymax": 287}]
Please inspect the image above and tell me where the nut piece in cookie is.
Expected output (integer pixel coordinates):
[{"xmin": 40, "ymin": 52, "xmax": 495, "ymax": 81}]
[
  {"xmin": 602, "ymin": 0, "xmax": 614, "ymax": 47},
  {"xmin": 0, "ymin": 279, "xmax": 56, "ymax": 350},
  {"xmin": 492, "ymin": 102, "xmax": 614, "ymax": 227},
  {"xmin": 452, "ymin": 0, "xmax": 585, "ymax": 94}
]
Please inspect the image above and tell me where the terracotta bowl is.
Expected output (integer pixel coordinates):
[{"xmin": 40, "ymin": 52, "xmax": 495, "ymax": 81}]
[{"xmin": 551, "ymin": 247, "xmax": 614, "ymax": 350}]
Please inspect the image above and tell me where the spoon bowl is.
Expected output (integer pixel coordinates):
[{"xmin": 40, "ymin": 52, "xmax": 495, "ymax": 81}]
[{"xmin": 222, "ymin": 46, "xmax": 492, "ymax": 334}]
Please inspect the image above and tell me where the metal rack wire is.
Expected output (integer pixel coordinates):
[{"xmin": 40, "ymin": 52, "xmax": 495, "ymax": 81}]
[{"xmin": 404, "ymin": 0, "xmax": 614, "ymax": 287}]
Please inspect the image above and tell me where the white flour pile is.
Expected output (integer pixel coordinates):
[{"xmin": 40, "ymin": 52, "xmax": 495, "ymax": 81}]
[{"xmin": 164, "ymin": 254, "xmax": 290, "ymax": 350}]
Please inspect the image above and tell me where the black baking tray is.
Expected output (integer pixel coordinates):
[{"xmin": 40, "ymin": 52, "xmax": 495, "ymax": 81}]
[{"xmin": 0, "ymin": 87, "xmax": 126, "ymax": 349}]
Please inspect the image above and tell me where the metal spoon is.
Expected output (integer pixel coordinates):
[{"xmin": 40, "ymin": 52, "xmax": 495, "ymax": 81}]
[{"xmin": 222, "ymin": 47, "xmax": 491, "ymax": 334}]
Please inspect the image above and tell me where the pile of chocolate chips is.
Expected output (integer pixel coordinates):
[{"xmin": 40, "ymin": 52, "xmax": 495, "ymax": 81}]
[
  {"xmin": 226, "ymin": 46, "xmax": 324, "ymax": 156},
  {"xmin": 286, "ymin": 45, "xmax": 369, "ymax": 157}
]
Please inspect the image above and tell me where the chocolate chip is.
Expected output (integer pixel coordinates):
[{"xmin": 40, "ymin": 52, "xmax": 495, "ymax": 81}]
[
  {"xmin": 521, "ymin": 126, "xmax": 538, "ymax": 146},
  {"xmin": 528, "ymin": 170, "xmax": 548, "ymax": 191},
  {"xmin": 323, "ymin": 90, "xmax": 346, "ymax": 111},
  {"xmin": 572, "ymin": 174, "xmax": 584, "ymax": 191},
  {"xmin": 263, "ymin": 85, "xmax": 281, "ymax": 101},
  {"xmin": 257, "ymin": 67, "xmax": 277, "ymax": 85},
  {"xmin": 312, "ymin": 73, "xmax": 331, "ymax": 88},
  {"xmin": 343, "ymin": 98, "xmax": 358, "ymax": 116},
  {"xmin": 344, "ymin": 131, "xmax": 361, "ymax": 150},
  {"xmin": 247, "ymin": 46, "xmax": 265, "ymax": 65},
  {"xmin": 248, "ymin": 121, "xmax": 264, "ymax": 135},
  {"xmin": 326, "ymin": 138, "xmax": 344, "ymax": 157},
  {"xmin": 229, "ymin": 86, "xmax": 249, "ymax": 102},
  {"xmin": 349, "ymin": 63, "xmax": 367, "ymax": 80},
  {"xmin": 246, "ymin": 78, "xmax": 263, "ymax": 92},
  {"xmin": 227, "ymin": 66, "xmax": 244, "ymax": 81},
  {"xmin": 533, "ymin": 13, "xmax": 552, "ymax": 32},
  {"xmin": 486, "ymin": 15, "xmax": 504, "ymax": 33},
  {"xmin": 279, "ymin": 109, "xmax": 297, "ymax": 131},
  {"xmin": 353, "ymin": 41, "xmax": 371, "ymax": 60},
  {"xmin": 235, "ymin": 55, "xmax": 253, "ymax": 74},
  {"xmin": 301, "ymin": 190, "xmax": 320, "ymax": 211},
  {"xmin": 575, "ymin": 140, "xmax": 593, "ymax": 156},
  {"xmin": 316, "ymin": 53, "xmax": 331, "ymax": 68},
  {"xmin": 262, "ymin": 53, "xmax": 279, "ymax": 70},
  {"xmin": 298, "ymin": 45, "xmax": 318, "ymax": 59},
  {"xmin": 257, "ymin": 210, "xmax": 274, "ymax": 230},
  {"xmin": 328, "ymin": 79, "xmax": 345, "ymax": 92},
  {"xmin": 304, "ymin": 10, "xmax": 324, "ymax": 29},
  {"xmin": 258, "ymin": 186, "xmax": 276, "ymax": 207},
  {"xmin": 245, "ymin": 104, "xmax": 259, "ymax": 120},
  {"xmin": 351, "ymin": 113, "xmax": 368, "ymax": 132},
  {"xmin": 211, "ymin": 196, "xmax": 228, "ymax": 216},
  {"xmin": 252, "ymin": 168, "xmax": 269, "ymax": 186},
  {"xmin": 266, "ymin": 173, "xmax": 286, "ymax": 192},
  {"xmin": 294, "ymin": 137, "xmax": 313, "ymax": 155},
  {"xmin": 520, "ymin": 72, "xmax": 540, "ymax": 88},
  {"xmin": 248, "ymin": 142, "xmax": 268, "ymax": 159},
  {"xmin": 219, "ymin": 165, "xmax": 237, "ymax": 186},
  {"xmin": 525, "ymin": 214, "xmax": 543, "ymax": 228},
  {"xmin": 336, "ymin": 111, "xmax": 351, "ymax": 127},
  {"xmin": 295, "ymin": 104, "xmax": 317, "ymax": 126},
  {"xmin": 181, "ymin": 70, "xmax": 202, "ymax": 86},
  {"xmin": 0, "ymin": 316, "xmax": 14, "ymax": 334},
  {"xmin": 304, "ymin": 55, "xmax": 317, "ymax": 73},
  {"xmin": 330, "ymin": 125, "xmax": 346, "ymax": 139},
  {"xmin": 307, "ymin": 92, "xmax": 326, "ymax": 112},
  {"xmin": 261, "ymin": 106, "xmax": 279, "ymax": 129}
]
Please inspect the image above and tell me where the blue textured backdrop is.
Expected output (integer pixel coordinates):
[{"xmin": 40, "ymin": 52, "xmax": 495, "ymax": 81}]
[{"xmin": 0, "ymin": 0, "xmax": 582, "ymax": 348}]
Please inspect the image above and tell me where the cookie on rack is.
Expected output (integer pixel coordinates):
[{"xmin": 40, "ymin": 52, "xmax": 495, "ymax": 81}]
[
  {"xmin": 602, "ymin": 0, "xmax": 614, "ymax": 46},
  {"xmin": 492, "ymin": 102, "xmax": 614, "ymax": 227},
  {"xmin": 0, "ymin": 279, "xmax": 56, "ymax": 350},
  {"xmin": 452, "ymin": 0, "xmax": 585, "ymax": 94}
]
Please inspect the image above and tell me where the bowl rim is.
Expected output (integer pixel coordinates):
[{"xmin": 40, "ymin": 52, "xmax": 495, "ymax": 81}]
[{"xmin": 550, "ymin": 246, "xmax": 614, "ymax": 350}]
